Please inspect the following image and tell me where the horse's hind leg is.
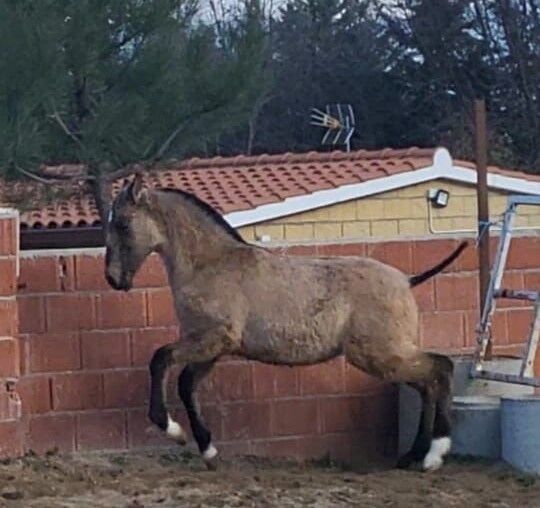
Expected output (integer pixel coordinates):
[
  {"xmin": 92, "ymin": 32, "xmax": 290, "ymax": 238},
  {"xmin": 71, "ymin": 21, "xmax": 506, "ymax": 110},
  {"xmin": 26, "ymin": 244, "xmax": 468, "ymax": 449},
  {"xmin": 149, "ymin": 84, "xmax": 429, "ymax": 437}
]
[
  {"xmin": 178, "ymin": 361, "xmax": 217, "ymax": 468},
  {"xmin": 345, "ymin": 346, "xmax": 453, "ymax": 471},
  {"xmin": 398, "ymin": 353, "xmax": 453, "ymax": 471}
]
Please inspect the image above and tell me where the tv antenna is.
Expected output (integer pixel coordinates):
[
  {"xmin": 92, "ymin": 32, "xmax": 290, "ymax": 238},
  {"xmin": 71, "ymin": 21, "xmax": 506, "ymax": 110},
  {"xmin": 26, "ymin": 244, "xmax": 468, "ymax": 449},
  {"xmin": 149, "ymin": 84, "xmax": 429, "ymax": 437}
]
[{"xmin": 310, "ymin": 104, "xmax": 356, "ymax": 152}]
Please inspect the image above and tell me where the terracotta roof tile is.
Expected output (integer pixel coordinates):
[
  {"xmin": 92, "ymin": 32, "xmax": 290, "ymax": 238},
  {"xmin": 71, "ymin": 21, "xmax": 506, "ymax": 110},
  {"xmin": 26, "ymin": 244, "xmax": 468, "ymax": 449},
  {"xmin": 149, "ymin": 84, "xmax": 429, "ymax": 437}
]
[{"xmin": 1, "ymin": 147, "xmax": 536, "ymax": 230}]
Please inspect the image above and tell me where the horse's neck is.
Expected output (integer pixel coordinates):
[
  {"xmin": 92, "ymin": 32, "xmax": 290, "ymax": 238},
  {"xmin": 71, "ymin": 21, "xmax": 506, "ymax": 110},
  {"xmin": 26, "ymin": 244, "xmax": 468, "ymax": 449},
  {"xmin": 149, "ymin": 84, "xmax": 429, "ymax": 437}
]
[{"xmin": 156, "ymin": 195, "xmax": 240, "ymax": 284}]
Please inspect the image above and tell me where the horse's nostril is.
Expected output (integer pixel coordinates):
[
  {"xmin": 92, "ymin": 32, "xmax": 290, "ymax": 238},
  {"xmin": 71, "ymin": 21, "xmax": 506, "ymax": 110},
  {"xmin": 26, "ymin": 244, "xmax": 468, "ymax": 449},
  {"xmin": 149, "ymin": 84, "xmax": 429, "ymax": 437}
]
[{"xmin": 105, "ymin": 272, "xmax": 119, "ymax": 289}]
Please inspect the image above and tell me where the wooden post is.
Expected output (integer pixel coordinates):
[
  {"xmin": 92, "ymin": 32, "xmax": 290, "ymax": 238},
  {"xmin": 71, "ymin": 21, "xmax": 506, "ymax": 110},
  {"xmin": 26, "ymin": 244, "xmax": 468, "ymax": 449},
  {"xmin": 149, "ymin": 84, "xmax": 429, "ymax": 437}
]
[{"xmin": 475, "ymin": 99, "xmax": 492, "ymax": 359}]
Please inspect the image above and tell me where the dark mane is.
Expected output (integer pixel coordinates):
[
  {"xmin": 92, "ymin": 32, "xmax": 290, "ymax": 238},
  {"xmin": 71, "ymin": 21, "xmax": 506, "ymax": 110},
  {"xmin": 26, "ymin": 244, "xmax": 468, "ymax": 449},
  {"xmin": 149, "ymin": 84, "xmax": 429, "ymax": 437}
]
[{"xmin": 157, "ymin": 188, "xmax": 247, "ymax": 244}]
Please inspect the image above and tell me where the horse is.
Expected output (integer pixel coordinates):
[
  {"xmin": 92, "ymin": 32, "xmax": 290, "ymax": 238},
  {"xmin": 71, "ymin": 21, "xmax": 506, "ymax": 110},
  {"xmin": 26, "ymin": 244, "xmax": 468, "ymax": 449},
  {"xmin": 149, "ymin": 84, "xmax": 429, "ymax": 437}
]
[{"xmin": 105, "ymin": 174, "xmax": 467, "ymax": 472}]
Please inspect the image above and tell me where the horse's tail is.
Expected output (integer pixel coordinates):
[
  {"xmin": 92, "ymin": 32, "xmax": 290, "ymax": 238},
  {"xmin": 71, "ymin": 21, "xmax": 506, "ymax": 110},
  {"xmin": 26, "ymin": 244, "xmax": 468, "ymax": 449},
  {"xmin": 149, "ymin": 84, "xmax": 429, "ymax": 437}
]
[{"xmin": 409, "ymin": 241, "xmax": 468, "ymax": 288}]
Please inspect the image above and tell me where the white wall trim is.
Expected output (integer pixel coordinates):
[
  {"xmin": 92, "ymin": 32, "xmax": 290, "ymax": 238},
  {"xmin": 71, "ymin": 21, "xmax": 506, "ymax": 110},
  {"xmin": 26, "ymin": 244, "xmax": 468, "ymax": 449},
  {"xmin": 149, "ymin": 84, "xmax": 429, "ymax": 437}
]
[
  {"xmin": 226, "ymin": 165, "xmax": 445, "ymax": 228},
  {"xmin": 224, "ymin": 148, "xmax": 540, "ymax": 228}
]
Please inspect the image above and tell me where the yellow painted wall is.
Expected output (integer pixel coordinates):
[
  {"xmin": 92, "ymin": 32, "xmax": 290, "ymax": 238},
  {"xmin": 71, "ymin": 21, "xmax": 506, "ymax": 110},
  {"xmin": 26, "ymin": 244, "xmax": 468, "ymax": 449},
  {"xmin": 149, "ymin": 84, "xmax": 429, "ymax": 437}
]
[{"xmin": 238, "ymin": 179, "xmax": 540, "ymax": 242}]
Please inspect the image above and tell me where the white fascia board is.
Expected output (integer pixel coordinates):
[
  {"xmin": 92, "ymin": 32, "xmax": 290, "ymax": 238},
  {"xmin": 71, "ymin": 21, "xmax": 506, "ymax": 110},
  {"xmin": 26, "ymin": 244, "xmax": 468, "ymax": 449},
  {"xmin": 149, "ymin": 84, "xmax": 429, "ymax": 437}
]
[
  {"xmin": 225, "ymin": 165, "xmax": 444, "ymax": 228},
  {"xmin": 446, "ymin": 166, "xmax": 540, "ymax": 196}
]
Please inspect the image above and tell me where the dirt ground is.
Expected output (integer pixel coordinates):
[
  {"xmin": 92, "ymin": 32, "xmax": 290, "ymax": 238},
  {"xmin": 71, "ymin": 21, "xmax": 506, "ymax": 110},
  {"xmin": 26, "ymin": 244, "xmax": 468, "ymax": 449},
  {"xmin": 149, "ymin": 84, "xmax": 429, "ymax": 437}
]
[{"xmin": 0, "ymin": 450, "xmax": 538, "ymax": 508}]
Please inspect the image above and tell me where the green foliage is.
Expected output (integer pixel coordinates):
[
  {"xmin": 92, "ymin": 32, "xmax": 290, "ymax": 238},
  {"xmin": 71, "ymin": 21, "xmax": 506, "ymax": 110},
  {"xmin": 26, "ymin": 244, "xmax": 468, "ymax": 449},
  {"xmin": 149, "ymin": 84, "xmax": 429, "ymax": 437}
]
[{"xmin": 0, "ymin": 0, "xmax": 267, "ymax": 179}]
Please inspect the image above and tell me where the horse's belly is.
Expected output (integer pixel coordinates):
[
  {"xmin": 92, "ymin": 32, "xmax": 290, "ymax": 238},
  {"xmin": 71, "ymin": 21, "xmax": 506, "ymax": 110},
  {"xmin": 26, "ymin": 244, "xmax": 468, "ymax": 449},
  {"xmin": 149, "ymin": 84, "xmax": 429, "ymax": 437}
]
[{"xmin": 241, "ymin": 315, "xmax": 345, "ymax": 365}]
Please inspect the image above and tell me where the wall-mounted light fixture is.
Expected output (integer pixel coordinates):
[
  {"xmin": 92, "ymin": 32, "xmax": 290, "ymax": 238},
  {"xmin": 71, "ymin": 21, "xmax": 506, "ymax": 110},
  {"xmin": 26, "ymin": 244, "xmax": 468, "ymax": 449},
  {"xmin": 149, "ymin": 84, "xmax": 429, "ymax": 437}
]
[{"xmin": 427, "ymin": 188, "xmax": 450, "ymax": 208}]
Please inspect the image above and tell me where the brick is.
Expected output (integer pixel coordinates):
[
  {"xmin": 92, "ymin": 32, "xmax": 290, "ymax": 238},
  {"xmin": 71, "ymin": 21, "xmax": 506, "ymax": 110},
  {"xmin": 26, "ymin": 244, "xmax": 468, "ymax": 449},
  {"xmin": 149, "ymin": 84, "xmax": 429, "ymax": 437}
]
[
  {"xmin": 221, "ymin": 401, "xmax": 272, "ymax": 440},
  {"xmin": 464, "ymin": 310, "xmax": 508, "ymax": 348},
  {"xmin": 29, "ymin": 332, "xmax": 80, "ymax": 373},
  {"xmin": 344, "ymin": 363, "xmax": 383, "ymax": 394},
  {"xmin": 0, "ymin": 421, "xmax": 23, "ymax": 459},
  {"xmin": 370, "ymin": 220, "xmax": 398, "ymax": 237},
  {"xmin": 507, "ymin": 308, "xmax": 534, "ymax": 344},
  {"xmin": 18, "ymin": 296, "xmax": 45, "ymax": 334},
  {"xmin": 97, "ymin": 291, "xmax": 146, "ymax": 329},
  {"xmin": 46, "ymin": 294, "xmax": 96, "ymax": 332},
  {"xmin": 217, "ymin": 441, "xmax": 251, "ymax": 459},
  {"xmin": 398, "ymin": 219, "xmax": 428, "ymax": 236},
  {"xmin": 252, "ymin": 363, "xmax": 298, "ymax": 399},
  {"xmin": 17, "ymin": 375, "xmax": 51, "ymax": 415},
  {"xmin": 126, "ymin": 408, "xmax": 170, "ymax": 448},
  {"xmin": 298, "ymin": 358, "xmax": 344, "ymax": 395},
  {"xmin": 251, "ymin": 437, "xmax": 300, "ymax": 459},
  {"xmin": 0, "ymin": 218, "xmax": 16, "ymax": 256},
  {"xmin": 146, "ymin": 289, "xmax": 176, "ymax": 327},
  {"xmin": 420, "ymin": 311, "xmax": 465, "ymax": 350},
  {"xmin": 320, "ymin": 395, "xmax": 366, "ymax": 433},
  {"xmin": 77, "ymin": 411, "xmax": 126, "ymax": 451},
  {"xmin": 284, "ymin": 224, "xmax": 314, "ymax": 241},
  {"xmin": 239, "ymin": 226, "xmax": 256, "ymax": 242},
  {"xmin": 133, "ymin": 254, "xmax": 168, "ymax": 288},
  {"xmin": 435, "ymin": 274, "xmax": 478, "ymax": 311},
  {"xmin": 0, "ymin": 386, "xmax": 21, "ymax": 421},
  {"xmin": 507, "ymin": 237, "xmax": 540, "ymax": 269},
  {"xmin": 200, "ymin": 404, "xmax": 223, "ymax": 441},
  {"xmin": 413, "ymin": 239, "xmax": 460, "ymax": 275},
  {"xmin": 0, "ymin": 297, "xmax": 17, "ymax": 336},
  {"xmin": 412, "ymin": 279, "xmax": 435, "ymax": 311},
  {"xmin": 75, "ymin": 254, "xmax": 110, "ymax": 291},
  {"xmin": 19, "ymin": 256, "xmax": 68, "ymax": 294},
  {"xmin": 103, "ymin": 370, "xmax": 148, "ymax": 408},
  {"xmin": 52, "ymin": 372, "xmax": 103, "ymax": 411},
  {"xmin": 201, "ymin": 362, "xmax": 253, "ymax": 403},
  {"xmin": 282, "ymin": 245, "xmax": 317, "ymax": 257},
  {"xmin": 273, "ymin": 399, "xmax": 318, "ymax": 436},
  {"xmin": 131, "ymin": 327, "xmax": 178, "ymax": 367},
  {"xmin": 327, "ymin": 201, "xmax": 356, "ymax": 221},
  {"xmin": 0, "ymin": 337, "xmax": 19, "ymax": 378},
  {"xmin": 317, "ymin": 242, "xmax": 366, "ymax": 257},
  {"xmin": 0, "ymin": 257, "xmax": 16, "ymax": 296},
  {"xmin": 356, "ymin": 199, "xmax": 384, "ymax": 220},
  {"xmin": 367, "ymin": 241, "xmax": 412, "ymax": 273},
  {"xmin": 81, "ymin": 330, "xmax": 130, "ymax": 369},
  {"xmin": 498, "ymin": 272, "xmax": 526, "ymax": 308},
  {"xmin": 342, "ymin": 221, "xmax": 370, "ymax": 239},
  {"xmin": 524, "ymin": 270, "xmax": 540, "ymax": 289},
  {"xmin": 313, "ymin": 223, "xmax": 342, "ymax": 240},
  {"xmin": 27, "ymin": 414, "xmax": 76, "ymax": 454}
]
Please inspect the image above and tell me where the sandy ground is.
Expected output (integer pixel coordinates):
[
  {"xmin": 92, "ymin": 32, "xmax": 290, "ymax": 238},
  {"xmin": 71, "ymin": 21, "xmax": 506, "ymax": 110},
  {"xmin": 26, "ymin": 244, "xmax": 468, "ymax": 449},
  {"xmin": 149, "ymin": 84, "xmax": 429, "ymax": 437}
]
[{"xmin": 0, "ymin": 450, "xmax": 538, "ymax": 508}]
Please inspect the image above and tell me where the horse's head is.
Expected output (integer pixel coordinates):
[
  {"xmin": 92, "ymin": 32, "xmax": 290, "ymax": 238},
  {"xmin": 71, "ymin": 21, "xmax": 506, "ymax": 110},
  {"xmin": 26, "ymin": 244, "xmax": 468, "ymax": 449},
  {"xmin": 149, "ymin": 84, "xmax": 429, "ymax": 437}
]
[{"xmin": 105, "ymin": 174, "xmax": 163, "ymax": 291}]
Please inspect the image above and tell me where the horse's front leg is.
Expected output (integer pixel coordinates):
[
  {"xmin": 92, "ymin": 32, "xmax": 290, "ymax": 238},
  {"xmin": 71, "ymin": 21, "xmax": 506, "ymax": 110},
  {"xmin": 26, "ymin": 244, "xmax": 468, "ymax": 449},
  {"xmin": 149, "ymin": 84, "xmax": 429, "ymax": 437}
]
[
  {"xmin": 178, "ymin": 361, "xmax": 217, "ymax": 468},
  {"xmin": 147, "ymin": 331, "xmax": 232, "ymax": 468}
]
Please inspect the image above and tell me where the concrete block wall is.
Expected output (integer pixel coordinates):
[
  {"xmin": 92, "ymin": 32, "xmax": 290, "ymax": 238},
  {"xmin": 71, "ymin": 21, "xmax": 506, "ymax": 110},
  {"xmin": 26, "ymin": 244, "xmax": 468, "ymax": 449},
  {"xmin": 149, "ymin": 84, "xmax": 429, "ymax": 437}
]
[{"xmin": 239, "ymin": 180, "xmax": 540, "ymax": 242}]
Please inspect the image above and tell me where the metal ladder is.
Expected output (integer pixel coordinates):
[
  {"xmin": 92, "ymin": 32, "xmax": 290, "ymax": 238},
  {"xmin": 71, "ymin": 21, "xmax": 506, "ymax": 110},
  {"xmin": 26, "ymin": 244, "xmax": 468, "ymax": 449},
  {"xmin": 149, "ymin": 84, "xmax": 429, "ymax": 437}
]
[{"xmin": 471, "ymin": 194, "xmax": 540, "ymax": 387}]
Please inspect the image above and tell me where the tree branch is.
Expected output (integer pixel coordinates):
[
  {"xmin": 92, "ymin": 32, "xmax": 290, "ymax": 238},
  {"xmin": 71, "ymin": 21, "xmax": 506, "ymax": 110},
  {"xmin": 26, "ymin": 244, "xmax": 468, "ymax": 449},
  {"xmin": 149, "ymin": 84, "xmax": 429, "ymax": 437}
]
[{"xmin": 49, "ymin": 110, "xmax": 85, "ymax": 150}]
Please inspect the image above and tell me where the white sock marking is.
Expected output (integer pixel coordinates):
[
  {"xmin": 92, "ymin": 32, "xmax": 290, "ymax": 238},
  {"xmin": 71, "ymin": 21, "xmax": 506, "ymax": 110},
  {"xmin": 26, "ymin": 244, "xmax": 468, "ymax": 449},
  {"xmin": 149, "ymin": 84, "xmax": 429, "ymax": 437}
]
[
  {"xmin": 423, "ymin": 437, "xmax": 451, "ymax": 471},
  {"xmin": 203, "ymin": 444, "xmax": 218, "ymax": 461},
  {"xmin": 166, "ymin": 414, "xmax": 186, "ymax": 442}
]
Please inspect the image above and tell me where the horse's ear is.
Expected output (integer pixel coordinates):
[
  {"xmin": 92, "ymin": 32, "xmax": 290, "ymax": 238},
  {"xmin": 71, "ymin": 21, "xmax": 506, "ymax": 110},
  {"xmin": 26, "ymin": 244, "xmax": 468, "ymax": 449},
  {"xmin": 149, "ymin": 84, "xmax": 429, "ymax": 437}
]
[{"xmin": 127, "ymin": 173, "xmax": 147, "ymax": 205}]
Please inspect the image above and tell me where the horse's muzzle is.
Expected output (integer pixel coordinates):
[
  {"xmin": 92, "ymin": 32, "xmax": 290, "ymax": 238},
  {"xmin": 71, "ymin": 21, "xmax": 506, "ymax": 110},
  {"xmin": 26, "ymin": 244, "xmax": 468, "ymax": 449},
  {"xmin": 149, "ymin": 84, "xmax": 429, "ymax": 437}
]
[{"xmin": 105, "ymin": 271, "xmax": 132, "ymax": 292}]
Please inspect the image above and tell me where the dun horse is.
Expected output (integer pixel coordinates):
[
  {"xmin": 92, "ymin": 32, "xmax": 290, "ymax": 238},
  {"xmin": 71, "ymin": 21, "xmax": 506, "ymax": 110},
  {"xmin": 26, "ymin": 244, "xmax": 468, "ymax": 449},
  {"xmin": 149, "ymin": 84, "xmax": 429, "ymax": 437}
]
[{"xmin": 105, "ymin": 175, "xmax": 467, "ymax": 472}]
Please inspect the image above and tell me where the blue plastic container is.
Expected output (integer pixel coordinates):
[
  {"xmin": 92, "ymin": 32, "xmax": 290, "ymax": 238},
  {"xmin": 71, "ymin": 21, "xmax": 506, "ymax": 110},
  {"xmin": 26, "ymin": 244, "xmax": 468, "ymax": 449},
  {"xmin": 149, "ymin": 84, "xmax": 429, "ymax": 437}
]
[{"xmin": 501, "ymin": 395, "xmax": 540, "ymax": 475}]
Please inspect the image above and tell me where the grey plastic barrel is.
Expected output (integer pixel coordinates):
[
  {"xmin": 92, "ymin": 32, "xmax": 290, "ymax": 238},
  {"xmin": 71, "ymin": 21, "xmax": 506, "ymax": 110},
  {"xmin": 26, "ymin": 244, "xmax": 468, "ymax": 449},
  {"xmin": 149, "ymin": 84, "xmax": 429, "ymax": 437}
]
[
  {"xmin": 501, "ymin": 395, "xmax": 540, "ymax": 475},
  {"xmin": 451, "ymin": 396, "xmax": 501, "ymax": 459}
]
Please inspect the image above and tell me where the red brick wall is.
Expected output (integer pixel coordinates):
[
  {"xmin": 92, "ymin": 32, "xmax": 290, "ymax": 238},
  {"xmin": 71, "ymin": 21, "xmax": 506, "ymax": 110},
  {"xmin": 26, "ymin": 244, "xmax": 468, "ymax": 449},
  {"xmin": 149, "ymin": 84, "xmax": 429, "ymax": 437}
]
[
  {"xmin": 11, "ymin": 235, "xmax": 540, "ymax": 463},
  {"xmin": 0, "ymin": 211, "xmax": 23, "ymax": 458}
]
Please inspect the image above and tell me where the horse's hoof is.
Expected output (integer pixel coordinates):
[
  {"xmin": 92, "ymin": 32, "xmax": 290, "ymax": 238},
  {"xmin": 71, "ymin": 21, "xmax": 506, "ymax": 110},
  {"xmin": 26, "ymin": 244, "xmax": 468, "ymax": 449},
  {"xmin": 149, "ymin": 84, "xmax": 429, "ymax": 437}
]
[
  {"xmin": 204, "ymin": 456, "xmax": 219, "ymax": 471},
  {"xmin": 166, "ymin": 417, "xmax": 188, "ymax": 445},
  {"xmin": 202, "ymin": 444, "xmax": 219, "ymax": 471}
]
